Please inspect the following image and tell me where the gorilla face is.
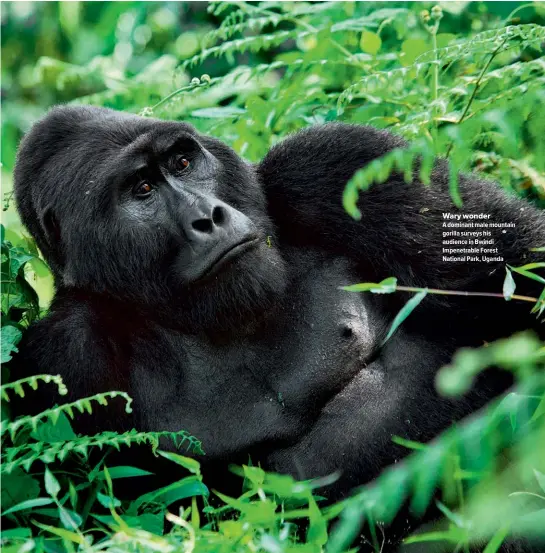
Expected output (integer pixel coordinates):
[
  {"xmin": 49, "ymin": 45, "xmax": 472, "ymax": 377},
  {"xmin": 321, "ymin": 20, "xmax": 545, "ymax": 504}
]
[{"xmin": 15, "ymin": 106, "xmax": 287, "ymax": 330}]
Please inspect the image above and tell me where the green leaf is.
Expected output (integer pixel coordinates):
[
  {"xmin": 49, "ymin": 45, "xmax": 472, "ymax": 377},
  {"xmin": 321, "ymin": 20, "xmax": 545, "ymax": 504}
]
[
  {"xmin": 400, "ymin": 38, "xmax": 429, "ymax": 66},
  {"xmin": 360, "ymin": 31, "xmax": 381, "ymax": 55},
  {"xmin": 331, "ymin": 9, "xmax": 409, "ymax": 32},
  {"xmin": 391, "ymin": 436, "xmax": 427, "ymax": 451},
  {"xmin": 534, "ymin": 469, "xmax": 545, "ymax": 493},
  {"xmin": 99, "ymin": 466, "xmax": 154, "ymax": 479},
  {"xmin": 514, "ymin": 509, "xmax": 545, "ymax": 537},
  {"xmin": 509, "ymin": 266, "xmax": 545, "ymax": 285},
  {"xmin": 436, "ymin": 33, "xmax": 457, "ymax": 48},
  {"xmin": 382, "ymin": 290, "xmax": 428, "ymax": 344},
  {"xmin": 97, "ymin": 491, "xmax": 121, "ymax": 509},
  {"xmin": 33, "ymin": 520, "xmax": 85, "ymax": 544},
  {"xmin": 129, "ymin": 476, "xmax": 208, "ymax": 514},
  {"xmin": 28, "ymin": 256, "xmax": 52, "ymax": 278},
  {"xmin": 342, "ymin": 277, "xmax": 398, "ymax": 294},
  {"xmin": 44, "ymin": 467, "xmax": 61, "ymax": 498},
  {"xmin": 483, "ymin": 525, "xmax": 510, "ymax": 553},
  {"xmin": 8, "ymin": 249, "xmax": 34, "ymax": 275},
  {"xmin": 531, "ymin": 287, "xmax": 545, "ymax": 317},
  {"xmin": 58, "ymin": 506, "xmax": 82, "ymax": 530},
  {"xmin": 2, "ymin": 497, "xmax": 54, "ymax": 516},
  {"xmin": 530, "ymin": 395, "xmax": 545, "ymax": 424},
  {"xmin": 503, "ymin": 267, "xmax": 516, "ymax": 301},
  {"xmin": 31, "ymin": 412, "xmax": 77, "ymax": 442},
  {"xmin": 93, "ymin": 512, "xmax": 164, "ymax": 534},
  {"xmin": 157, "ymin": 450, "xmax": 201, "ymax": 476},
  {"xmin": 1, "ymin": 325, "xmax": 23, "ymax": 364},
  {"xmin": 0, "ymin": 528, "xmax": 32, "ymax": 540},
  {"xmin": 190, "ymin": 106, "xmax": 246, "ymax": 118},
  {"xmin": 1, "ymin": 469, "xmax": 40, "ymax": 511},
  {"xmin": 68, "ymin": 481, "xmax": 78, "ymax": 510},
  {"xmin": 411, "ymin": 446, "xmax": 444, "ymax": 516},
  {"xmin": 403, "ymin": 528, "xmax": 466, "ymax": 544},
  {"xmin": 515, "ymin": 262, "xmax": 545, "ymax": 271},
  {"xmin": 307, "ymin": 496, "xmax": 328, "ymax": 545},
  {"xmin": 435, "ymin": 500, "xmax": 464, "ymax": 528}
]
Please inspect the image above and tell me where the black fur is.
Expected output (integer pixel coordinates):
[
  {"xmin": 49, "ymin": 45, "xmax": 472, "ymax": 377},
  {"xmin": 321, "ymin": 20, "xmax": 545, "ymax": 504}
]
[{"xmin": 13, "ymin": 106, "xmax": 545, "ymax": 551}]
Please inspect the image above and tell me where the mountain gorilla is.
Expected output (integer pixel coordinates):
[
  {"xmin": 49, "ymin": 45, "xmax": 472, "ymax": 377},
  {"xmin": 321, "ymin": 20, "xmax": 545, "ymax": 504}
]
[{"xmin": 14, "ymin": 106, "xmax": 544, "ymax": 546}]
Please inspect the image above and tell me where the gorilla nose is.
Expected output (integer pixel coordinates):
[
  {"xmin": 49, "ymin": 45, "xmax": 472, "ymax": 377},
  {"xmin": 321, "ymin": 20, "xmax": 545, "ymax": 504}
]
[
  {"xmin": 182, "ymin": 197, "xmax": 256, "ymax": 248},
  {"xmin": 191, "ymin": 206, "xmax": 228, "ymax": 234},
  {"xmin": 178, "ymin": 196, "xmax": 258, "ymax": 281}
]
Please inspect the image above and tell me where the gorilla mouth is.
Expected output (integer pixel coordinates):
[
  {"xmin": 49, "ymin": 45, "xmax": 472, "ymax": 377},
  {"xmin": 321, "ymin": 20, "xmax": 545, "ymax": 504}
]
[{"xmin": 199, "ymin": 237, "xmax": 260, "ymax": 280}]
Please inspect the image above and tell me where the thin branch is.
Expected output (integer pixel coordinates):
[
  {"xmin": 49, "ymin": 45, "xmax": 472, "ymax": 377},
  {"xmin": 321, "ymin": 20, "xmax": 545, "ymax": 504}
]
[
  {"xmin": 395, "ymin": 285, "xmax": 539, "ymax": 304},
  {"xmin": 445, "ymin": 38, "xmax": 508, "ymax": 158}
]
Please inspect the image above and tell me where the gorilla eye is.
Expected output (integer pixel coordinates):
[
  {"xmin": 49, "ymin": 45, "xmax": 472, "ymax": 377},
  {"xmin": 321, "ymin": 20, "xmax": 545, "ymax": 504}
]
[
  {"xmin": 133, "ymin": 180, "xmax": 153, "ymax": 198},
  {"xmin": 174, "ymin": 155, "xmax": 190, "ymax": 172}
]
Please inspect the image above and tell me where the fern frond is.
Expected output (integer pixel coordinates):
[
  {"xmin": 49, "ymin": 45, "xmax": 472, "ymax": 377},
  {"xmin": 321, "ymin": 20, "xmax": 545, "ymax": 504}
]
[
  {"xmin": 1, "ymin": 429, "xmax": 204, "ymax": 473},
  {"xmin": 2, "ymin": 392, "xmax": 133, "ymax": 439},
  {"xmin": 457, "ymin": 78, "xmax": 545, "ymax": 126},
  {"xmin": 181, "ymin": 29, "xmax": 308, "ymax": 70},
  {"xmin": 343, "ymin": 139, "xmax": 439, "ymax": 220},
  {"xmin": 415, "ymin": 24, "xmax": 545, "ymax": 65},
  {"xmin": 221, "ymin": 57, "xmax": 366, "ymax": 89},
  {"xmin": 337, "ymin": 25, "xmax": 545, "ymax": 113},
  {"xmin": 203, "ymin": 0, "xmax": 339, "ymax": 47},
  {"xmin": 330, "ymin": 8, "xmax": 410, "ymax": 32},
  {"xmin": 479, "ymin": 56, "xmax": 545, "ymax": 84},
  {"xmin": 204, "ymin": 14, "xmax": 288, "ymax": 46},
  {"xmin": 337, "ymin": 67, "xmax": 428, "ymax": 114},
  {"xmin": 0, "ymin": 374, "xmax": 67, "ymax": 402},
  {"xmin": 207, "ymin": 1, "xmax": 241, "ymax": 18}
]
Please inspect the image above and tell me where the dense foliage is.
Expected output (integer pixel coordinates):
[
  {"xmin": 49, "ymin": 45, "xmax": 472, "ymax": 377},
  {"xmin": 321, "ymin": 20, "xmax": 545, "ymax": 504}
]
[{"xmin": 1, "ymin": 2, "xmax": 545, "ymax": 553}]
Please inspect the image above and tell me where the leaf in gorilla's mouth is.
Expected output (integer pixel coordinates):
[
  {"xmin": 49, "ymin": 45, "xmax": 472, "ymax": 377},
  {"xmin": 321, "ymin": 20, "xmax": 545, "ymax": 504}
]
[{"xmin": 199, "ymin": 236, "xmax": 260, "ymax": 281}]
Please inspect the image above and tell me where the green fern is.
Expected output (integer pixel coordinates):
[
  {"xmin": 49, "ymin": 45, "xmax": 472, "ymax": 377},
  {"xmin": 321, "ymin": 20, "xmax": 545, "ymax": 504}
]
[
  {"xmin": 0, "ymin": 374, "xmax": 68, "ymax": 401},
  {"xmin": 337, "ymin": 25, "xmax": 545, "ymax": 113},
  {"xmin": 2, "ymin": 391, "xmax": 133, "ymax": 439},
  {"xmin": 204, "ymin": 13, "xmax": 288, "ymax": 47},
  {"xmin": 1, "ymin": 429, "xmax": 204, "ymax": 473},
  {"xmin": 414, "ymin": 24, "xmax": 545, "ymax": 65},
  {"xmin": 181, "ymin": 29, "xmax": 308, "ymax": 70},
  {"xmin": 343, "ymin": 138, "xmax": 440, "ymax": 219}
]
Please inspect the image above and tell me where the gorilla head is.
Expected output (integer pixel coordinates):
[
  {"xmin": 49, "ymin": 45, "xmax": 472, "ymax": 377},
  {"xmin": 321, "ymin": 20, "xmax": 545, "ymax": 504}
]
[{"xmin": 14, "ymin": 106, "xmax": 286, "ymax": 331}]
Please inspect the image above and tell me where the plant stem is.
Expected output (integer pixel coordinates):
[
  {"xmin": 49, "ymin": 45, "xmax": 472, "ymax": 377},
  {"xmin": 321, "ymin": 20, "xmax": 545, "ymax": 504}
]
[
  {"xmin": 504, "ymin": 3, "xmax": 536, "ymax": 24},
  {"xmin": 148, "ymin": 79, "xmax": 217, "ymax": 112},
  {"xmin": 432, "ymin": 29, "xmax": 439, "ymax": 105},
  {"xmin": 445, "ymin": 38, "xmax": 507, "ymax": 158},
  {"xmin": 395, "ymin": 285, "xmax": 539, "ymax": 304}
]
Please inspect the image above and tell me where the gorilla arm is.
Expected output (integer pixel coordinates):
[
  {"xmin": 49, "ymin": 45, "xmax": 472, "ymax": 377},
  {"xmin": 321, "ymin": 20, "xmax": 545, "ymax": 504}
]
[
  {"xmin": 258, "ymin": 123, "xmax": 544, "ymax": 498},
  {"xmin": 11, "ymin": 298, "xmax": 136, "ymax": 434},
  {"xmin": 258, "ymin": 124, "xmax": 545, "ymax": 299}
]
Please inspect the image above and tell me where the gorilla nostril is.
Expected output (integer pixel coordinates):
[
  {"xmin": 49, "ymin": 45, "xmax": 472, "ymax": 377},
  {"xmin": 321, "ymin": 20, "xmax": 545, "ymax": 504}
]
[
  {"xmin": 212, "ymin": 206, "xmax": 226, "ymax": 226},
  {"xmin": 341, "ymin": 326, "xmax": 353, "ymax": 339},
  {"xmin": 192, "ymin": 218, "xmax": 214, "ymax": 233}
]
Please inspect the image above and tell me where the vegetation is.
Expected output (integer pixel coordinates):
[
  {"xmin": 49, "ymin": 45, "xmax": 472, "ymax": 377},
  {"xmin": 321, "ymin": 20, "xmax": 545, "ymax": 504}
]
[{"xmin": 1, "ymin": 2, "xmax": 544, "ymax": 552}]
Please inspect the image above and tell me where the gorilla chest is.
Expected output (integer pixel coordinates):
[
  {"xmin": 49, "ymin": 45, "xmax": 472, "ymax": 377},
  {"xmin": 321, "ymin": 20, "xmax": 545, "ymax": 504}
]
[
  {"xmin": 252, "ymin": 258, "xmax": 379, "ymax": 406},
  {"xmin": 131, "ymin": 257, "xmax": 379, "ymax": 454}
]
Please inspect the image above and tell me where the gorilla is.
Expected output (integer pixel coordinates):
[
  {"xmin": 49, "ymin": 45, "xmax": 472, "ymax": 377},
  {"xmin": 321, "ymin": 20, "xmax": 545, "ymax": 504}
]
[{"xmin": 13, "ymin": 105, "xmax": 544, "ymax": 548}]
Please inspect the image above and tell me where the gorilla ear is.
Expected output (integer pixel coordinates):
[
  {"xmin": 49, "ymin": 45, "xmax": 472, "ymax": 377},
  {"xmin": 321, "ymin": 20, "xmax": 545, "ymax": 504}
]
[{"xmin": 40, "ymin": 207, "xmax": 62, "ymax": 249}]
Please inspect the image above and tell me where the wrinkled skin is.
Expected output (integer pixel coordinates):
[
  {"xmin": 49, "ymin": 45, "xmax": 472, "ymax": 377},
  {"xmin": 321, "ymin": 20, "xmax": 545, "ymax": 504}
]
[{"xmin": 14, "ymin": 106, "xmax": 545, "ymax": 552}]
